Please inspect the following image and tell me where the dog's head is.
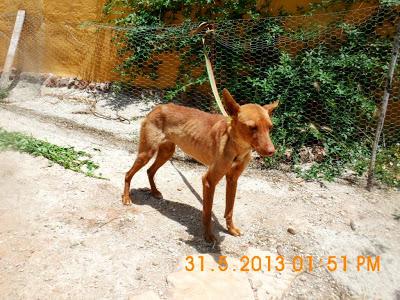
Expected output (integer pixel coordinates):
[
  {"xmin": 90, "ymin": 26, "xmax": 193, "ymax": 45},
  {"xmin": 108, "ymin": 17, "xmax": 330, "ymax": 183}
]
[{"xmin": 222, "ymin": 88, "xmax": 279, "ymax": 157}]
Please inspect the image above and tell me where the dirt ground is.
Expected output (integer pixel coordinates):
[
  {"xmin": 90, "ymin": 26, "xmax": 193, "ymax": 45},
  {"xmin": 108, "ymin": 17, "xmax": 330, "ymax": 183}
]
[{"xmin": 0, "ymin": 81, "xmax": 399, "ymax": 299}]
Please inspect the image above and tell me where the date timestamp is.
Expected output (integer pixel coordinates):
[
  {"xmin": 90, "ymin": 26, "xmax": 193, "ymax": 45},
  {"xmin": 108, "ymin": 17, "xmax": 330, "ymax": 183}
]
[{"xmin": 185, "ymin": 255, "xmax": 380, "ymax": 273}]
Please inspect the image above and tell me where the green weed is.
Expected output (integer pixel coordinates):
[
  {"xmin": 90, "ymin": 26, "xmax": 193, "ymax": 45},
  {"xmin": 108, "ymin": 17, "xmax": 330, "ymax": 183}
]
[{"xmin": 0, "ymin": 128, "xmax": 104, "ymax": 179}]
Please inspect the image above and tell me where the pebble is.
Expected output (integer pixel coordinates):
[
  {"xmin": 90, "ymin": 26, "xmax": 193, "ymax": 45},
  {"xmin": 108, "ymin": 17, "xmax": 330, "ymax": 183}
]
[
  {"xmin": 135, "ymin": 274, "xmax": 143, "ymax": 281},
  {"xmin": 350, "ymin": 220, "xmax": 356, "ymax": 231}
]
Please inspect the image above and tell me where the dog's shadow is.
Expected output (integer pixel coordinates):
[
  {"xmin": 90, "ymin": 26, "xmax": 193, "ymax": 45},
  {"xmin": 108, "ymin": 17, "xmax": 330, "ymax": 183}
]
[
  {"xmin": 131, "ymin": 188, "xmax": 226, "ymax": 252},
  {"xmin": 130, "ymin": 163, "xmax": 226, "ymax": 253}
]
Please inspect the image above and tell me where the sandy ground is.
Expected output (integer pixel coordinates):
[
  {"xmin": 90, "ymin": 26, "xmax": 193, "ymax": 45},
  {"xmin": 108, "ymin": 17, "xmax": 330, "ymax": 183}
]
[{"xmin": 0, "ymin": 82, "xmax": 400, "ymax": 299}]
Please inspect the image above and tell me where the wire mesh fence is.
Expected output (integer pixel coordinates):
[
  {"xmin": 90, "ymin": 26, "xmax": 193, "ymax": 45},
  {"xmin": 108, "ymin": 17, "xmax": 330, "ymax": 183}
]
[
  {"xmin": 0, "ymin": 5, "xmax": 399, "ymax": 186},
  {"xmin": 211, "ymin": 6, "xmax": 400, "ymax": 185}
]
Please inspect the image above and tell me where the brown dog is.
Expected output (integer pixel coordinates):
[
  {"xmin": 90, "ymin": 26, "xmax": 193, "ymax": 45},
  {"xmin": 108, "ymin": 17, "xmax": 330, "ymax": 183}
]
[{"xmin": 122, "ymin": 88, "xmax": 278, "ymax": 242}]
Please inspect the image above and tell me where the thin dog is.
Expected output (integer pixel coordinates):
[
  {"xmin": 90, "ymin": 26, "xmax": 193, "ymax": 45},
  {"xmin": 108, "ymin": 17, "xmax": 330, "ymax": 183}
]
[{"xmin": 122, "ymin": 89, "xmax": 278, "ymax": 242}]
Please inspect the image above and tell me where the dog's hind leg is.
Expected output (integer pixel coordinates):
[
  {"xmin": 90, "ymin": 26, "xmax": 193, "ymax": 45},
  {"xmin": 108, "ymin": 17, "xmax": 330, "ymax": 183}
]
[
  {"xmin": 147, "ymin": 141, "xmax": 175, "ymax": 199},
  {"xmin": 122, "ymin": 150, "xmax": 155, "ymax": 205},
  {"xmin": 122, "ymin": 120, "xmax": 161, "ymax": 205}
]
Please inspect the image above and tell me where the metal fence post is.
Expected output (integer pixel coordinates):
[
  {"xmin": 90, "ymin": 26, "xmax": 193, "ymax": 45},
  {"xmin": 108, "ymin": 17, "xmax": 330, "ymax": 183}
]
[{"xmin": 366, "ymin": 21, "xmax": 400, "ymax": 191}]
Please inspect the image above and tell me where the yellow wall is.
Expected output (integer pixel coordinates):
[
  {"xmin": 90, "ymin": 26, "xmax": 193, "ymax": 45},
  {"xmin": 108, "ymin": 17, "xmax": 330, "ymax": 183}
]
[{"xmin": 0, "ymin": 0, "xmax": 116, "ymax": 81}]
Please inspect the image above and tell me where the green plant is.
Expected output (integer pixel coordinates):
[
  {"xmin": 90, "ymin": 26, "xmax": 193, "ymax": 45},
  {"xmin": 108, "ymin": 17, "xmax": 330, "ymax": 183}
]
[
  {"xmin": 0, "ymin": 89, "xmax": 8, "ymax": 100},
  {"xmin": 0, "ymin": 128, "xmax": 103, "ymax": 179},
  {"xmin": 374, "ymin": 144, "xmax": 400, "ymax": 187}
]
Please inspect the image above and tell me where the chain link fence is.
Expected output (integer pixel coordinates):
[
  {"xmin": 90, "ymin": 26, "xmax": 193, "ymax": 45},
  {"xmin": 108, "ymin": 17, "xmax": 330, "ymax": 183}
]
[{"xmin": 0, "ymin": 5, "xmax": 399, "ymax": 186}]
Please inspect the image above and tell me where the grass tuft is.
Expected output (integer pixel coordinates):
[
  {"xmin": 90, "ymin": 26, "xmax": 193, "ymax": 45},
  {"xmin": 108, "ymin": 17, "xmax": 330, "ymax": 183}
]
[
  {"xmin": 0, "ymin": 128, "xmax": 104, "ymax": 179},
  {"xmin": 0, "ymin": 89, "xmax": 8, "ymax": 101}
]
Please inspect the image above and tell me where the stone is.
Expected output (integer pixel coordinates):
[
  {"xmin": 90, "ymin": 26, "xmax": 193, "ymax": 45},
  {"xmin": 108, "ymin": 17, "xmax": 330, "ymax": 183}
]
[
  {"xmin": 88, "ymin": 82, "xmax": 96, "ymax": 90},
  {"xmin": 246, "ymin": 248, "xmax": 297, "ymax": 300},
  {"xmin": 350, "ymin": 220, "xmax": 356, "ymax": 231},
  {"xmin": 58, "ymin": 77, "xmax": 70, "ymax": 87},
  {"xmin": 97, "ymin": 82, "xmax": 111, "ymax": 92},
  {"xmin": 96, "ymin": 83, "xmax": 104, "ymax": 91},
  {"xmin": 76, "ymin": 80, "xmax": 89, "ymax": 90},
  {"xmin": 284, "ymin": 148, "xmax": 293, "ymax": 161},
  {"xmin": 299, "ymin": 146, "xmax": 313, "ymax": 163},
  {"xmin": 167, "ymin": 254, "xmax": 254, "ymax": 300},
  {"xmin": 43, "ymin": 74, "xmax": 58, "ymax": 88},
  {"xmin": 67, "ymin": 77, "xmax": 77, "ymax": 89},
  {"xmin": 312, "ymin": 145, "xmax": 326, "ymax": 162}
]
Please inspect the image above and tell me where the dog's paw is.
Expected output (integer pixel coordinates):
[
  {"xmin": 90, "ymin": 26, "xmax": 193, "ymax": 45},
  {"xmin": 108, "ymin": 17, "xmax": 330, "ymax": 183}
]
[
  {"xmin": 228, "ymin": 226, "xmax": 241, "ymax": 237},
  {"xmin": 204, "ymin": 231, "xmax": 217, "ymax": 243},
  {"xmin": 121, "ymin": 194, "xmax": 133, "ymax": 206},
  {"xmin": 150, "ymin": 189, "xmax": 163, "ymax": 199}
]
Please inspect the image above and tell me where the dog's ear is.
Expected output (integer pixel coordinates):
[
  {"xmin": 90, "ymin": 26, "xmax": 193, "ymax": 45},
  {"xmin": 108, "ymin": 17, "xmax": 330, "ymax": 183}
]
[
  {"xmin": 222, "ymin": 88, "xmax": 240, "ymax": 116},
  {"xmin": 263, "ymin": 100, "xmax": 279, "ymax": 115}
]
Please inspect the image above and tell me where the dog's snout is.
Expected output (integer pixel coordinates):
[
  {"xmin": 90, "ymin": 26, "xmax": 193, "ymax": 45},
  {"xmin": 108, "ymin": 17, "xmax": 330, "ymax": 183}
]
[
  {"xmin": 265, "ymin": 145, "xmax": 275, "ymax": 157},
  {"xmin": 256, "ymin": 145, "xmax": 275, "ymax": 157}
]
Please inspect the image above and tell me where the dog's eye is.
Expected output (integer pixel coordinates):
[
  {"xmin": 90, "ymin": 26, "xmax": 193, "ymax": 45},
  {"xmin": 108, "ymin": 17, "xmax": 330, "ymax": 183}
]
[{"xmin": 249, "ymin": 125, "xmax": 257, "ymax": 132}]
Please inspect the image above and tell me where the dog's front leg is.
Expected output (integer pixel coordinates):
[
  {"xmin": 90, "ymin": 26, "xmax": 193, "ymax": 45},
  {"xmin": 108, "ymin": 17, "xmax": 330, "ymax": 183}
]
[
  {"xmin": 225, "ymin": 154, "xmax": 251, "ymax": 237},
  {"xmin": 225, "ymin": 177, "xmax": 240, "ymax": 236},
  {"xmin": 202, "ymin": 165, "xmax": 227, "ymax": 242}
]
